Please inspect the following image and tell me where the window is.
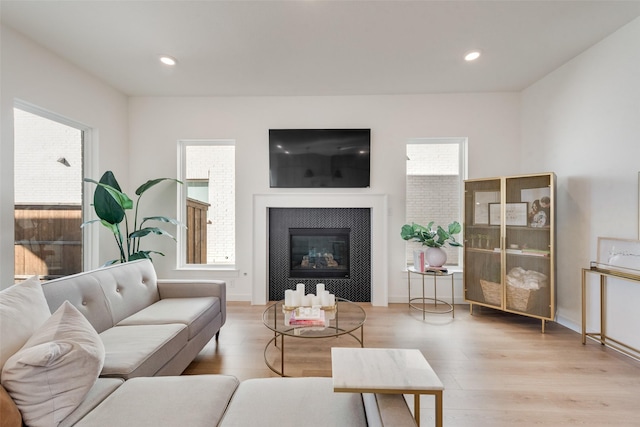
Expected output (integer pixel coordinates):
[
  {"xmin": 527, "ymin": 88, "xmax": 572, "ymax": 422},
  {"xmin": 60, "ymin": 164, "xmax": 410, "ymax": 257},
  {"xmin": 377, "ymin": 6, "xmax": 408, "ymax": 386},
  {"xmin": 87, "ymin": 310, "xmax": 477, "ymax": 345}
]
[
  {"xmin": 13, "ymin": 106, "xmax": 86, "ymax": 280},
  {"xmin": 405, "ymin": 138, "xmax": 467, "ymax": 267},
  {"xmin": 178, "ymin": 140, "xmax": 236, "ymax": 268}
]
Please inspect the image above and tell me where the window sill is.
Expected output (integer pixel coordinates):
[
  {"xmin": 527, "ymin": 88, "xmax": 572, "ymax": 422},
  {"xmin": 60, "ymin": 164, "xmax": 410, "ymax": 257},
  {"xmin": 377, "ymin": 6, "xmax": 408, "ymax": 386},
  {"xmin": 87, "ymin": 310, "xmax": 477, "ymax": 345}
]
[{"xmin": 175, "ymin": 265, "xmax": 240, "ymax": 278}]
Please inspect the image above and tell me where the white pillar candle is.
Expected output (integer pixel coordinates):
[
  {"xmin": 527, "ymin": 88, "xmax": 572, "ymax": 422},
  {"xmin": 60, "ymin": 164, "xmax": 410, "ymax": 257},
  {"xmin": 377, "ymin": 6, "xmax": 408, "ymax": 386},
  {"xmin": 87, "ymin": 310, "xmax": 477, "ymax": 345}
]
[
  {"xmin": 321, "ymin": 290, "xmax": 330, "ymax": 306},
  {"xmin": 327, "ymin": 294, "xmax": 335, "ymax": 307},
  {"xmin": 284, "ymin": 289, "xmax": 294, "ymax": 306},
  {"xmin": 312, "ymin": 296, "xmax": 322, "ymax": 307},
  {"xmin": 304, "ymin": 294, "xmax": 313, "ymax": 306},
  {"xmin": 316, "ymin": 283, "xmax": 325, "ymax": 295},
  {"xmin": 291, "ymin": 291, "xmax": 301, "ymax": 307},
  {"xmin": 296, "ymin": 283, "xmax": 305, "ymax": 294}
]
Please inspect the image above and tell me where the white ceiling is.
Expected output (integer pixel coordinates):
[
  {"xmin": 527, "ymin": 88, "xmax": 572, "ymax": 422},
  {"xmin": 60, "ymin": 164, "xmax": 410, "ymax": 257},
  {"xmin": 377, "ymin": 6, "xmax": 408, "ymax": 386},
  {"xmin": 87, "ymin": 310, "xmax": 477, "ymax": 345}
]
[{"xmin": 2, "ymin": 0, "xmax": 640, "ymax": 97}]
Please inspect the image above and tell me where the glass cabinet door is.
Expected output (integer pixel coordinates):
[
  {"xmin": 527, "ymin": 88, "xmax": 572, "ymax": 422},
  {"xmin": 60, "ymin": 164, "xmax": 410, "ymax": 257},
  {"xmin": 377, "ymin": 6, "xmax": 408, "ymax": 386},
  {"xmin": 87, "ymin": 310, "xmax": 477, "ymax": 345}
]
[
  {"xmin": 464, "ymin": 178, "xmax": 502, "ymax": 307},
  {"xmin": 504, "ymin": 174, "xmax": 553, "ymax": 318}
]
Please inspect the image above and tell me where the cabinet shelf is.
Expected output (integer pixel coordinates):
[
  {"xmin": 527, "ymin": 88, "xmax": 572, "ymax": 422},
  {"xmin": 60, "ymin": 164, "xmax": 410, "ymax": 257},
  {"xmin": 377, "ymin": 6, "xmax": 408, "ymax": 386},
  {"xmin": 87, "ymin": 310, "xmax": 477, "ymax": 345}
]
[{"xmin": 463, "ymin": 173, "xmax": 556, "ymax": 332}]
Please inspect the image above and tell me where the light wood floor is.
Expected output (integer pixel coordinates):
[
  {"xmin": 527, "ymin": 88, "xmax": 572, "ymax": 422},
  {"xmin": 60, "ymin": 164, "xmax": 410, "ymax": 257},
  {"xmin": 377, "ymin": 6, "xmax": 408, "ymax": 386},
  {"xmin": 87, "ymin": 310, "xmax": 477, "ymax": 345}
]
[{"xmin": 184, "ymin": 302, "xmax": 640, "ymax": 426}]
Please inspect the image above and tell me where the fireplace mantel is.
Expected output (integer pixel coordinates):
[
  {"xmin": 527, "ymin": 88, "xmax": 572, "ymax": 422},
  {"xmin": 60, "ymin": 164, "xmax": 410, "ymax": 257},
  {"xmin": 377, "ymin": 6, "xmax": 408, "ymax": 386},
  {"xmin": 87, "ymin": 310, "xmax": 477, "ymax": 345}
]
[{"xmin": 252, "ymin": 193, "xmax": 388, "ymax": 306}]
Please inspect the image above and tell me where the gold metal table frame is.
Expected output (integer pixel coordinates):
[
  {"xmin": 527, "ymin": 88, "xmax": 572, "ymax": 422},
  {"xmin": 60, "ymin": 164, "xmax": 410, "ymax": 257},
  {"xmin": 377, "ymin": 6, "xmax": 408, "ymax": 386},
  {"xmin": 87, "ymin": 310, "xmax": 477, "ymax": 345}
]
[
  {"xmin": 262, "ymin": 298, "xmax": 366, "ymax": 376},
  {"xmin": 407, "ymin": 267, "xmax": 455, "ymax": 319},
  {"xmin": 582, "ymin": 263, "xmax": 640, "ymax": 360}
]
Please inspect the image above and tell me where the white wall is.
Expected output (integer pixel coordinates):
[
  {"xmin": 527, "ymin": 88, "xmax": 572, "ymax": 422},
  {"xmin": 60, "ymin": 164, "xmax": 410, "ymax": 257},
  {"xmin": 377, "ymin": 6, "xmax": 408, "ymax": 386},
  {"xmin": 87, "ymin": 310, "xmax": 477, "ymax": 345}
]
[
  {"xmin": 521, "ymin": 17, "xmax": 640, "ymax": 340},
  {"xmin": 129, "ymin": 93, "xmax": 521, "ymax": 302},
  {"xmin": 0, "ymin": 25, "xmax": 129, "ymax": 287}
]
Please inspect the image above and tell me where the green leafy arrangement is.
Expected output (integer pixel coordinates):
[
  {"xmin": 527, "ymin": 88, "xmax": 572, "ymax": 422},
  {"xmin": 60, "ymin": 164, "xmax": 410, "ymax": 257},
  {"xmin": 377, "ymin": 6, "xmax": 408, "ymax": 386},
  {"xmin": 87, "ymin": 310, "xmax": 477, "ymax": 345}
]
[
  {"xmin": 400, "ymin": 221, "xmax": 463, "ymax": 248},
  {"xmin": 82, "ymin": 171, "xmax": 184, "ymax": 265}
]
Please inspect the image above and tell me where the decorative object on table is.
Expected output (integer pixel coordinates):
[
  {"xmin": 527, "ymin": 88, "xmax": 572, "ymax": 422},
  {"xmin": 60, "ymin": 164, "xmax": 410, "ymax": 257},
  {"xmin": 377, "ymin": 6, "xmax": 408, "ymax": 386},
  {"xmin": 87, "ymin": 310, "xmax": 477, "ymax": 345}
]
[
  {"xmin": 82, "ymin": 170, "xmax": 184, "ymax": 265},
  {"xmin": 283, "ymin": 283, "xmax": 336, "ymax": 309},
  {"xmin": 596, "ymin": 237, "xmax": 640, "ymax": 271},
  {"xmin": 401, "ymin": 221, "xmax": 462, "ymax": 267}
]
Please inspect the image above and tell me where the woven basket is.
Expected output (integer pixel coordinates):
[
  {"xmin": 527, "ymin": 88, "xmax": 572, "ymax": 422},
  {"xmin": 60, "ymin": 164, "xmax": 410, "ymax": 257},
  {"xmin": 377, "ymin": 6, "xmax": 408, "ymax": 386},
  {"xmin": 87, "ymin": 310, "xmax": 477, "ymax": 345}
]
[
  {"xmin": 480, "ymin": 280, "xmax": 501, "ymax": 305},
  {"xmin": 506, "ymin": 285, "xmax": 533, "ymax": 312}
]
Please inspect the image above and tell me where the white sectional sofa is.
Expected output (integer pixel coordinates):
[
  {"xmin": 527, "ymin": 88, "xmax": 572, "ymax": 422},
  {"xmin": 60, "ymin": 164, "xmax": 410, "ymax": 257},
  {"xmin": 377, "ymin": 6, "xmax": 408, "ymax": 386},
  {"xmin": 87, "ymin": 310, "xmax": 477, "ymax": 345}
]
[
  {"xmin": 39, "ymin": 259, "xmax": 225, "ymax": 379},
  {"xmin": 0, "ymin": 261, "xmax": 416, "ymax": 427}
]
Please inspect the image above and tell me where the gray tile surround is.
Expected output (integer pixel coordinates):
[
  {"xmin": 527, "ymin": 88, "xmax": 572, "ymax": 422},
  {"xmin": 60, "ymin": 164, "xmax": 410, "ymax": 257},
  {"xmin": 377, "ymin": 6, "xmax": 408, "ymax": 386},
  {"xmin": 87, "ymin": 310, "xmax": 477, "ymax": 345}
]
[{"xmin": 268, "ymin": 208, "xmax": 371, "ymax": 302}]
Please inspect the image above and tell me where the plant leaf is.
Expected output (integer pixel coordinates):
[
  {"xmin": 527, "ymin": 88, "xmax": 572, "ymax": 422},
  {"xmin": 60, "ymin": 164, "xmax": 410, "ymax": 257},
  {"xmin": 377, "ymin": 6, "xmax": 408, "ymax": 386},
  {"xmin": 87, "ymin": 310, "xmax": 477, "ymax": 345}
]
[
  {"xmin": 130, "ymin": 227, "xmax": 175, "ymax": 240},
  {"xmin": 130, "ymin": 250, "xmax": 165, "ymax": 261},
  {"xmin": 135, "ymin": 178, "xmax": 183, "ymax": 196},
  {"xmin": 86, "ymin": 171, "xmax": 132, "ymax": 224},
  {"xmin": 142, "ymin": 216, "xmax": 185, "ymax": 227}
]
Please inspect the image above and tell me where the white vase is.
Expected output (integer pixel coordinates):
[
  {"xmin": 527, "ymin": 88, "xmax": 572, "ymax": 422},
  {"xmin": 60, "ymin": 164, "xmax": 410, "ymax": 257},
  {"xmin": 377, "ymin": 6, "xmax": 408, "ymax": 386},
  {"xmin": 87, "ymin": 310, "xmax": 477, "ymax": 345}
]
[{"xmin": 425, "ymin": 247, "xmax": 447, "ymax": 268}]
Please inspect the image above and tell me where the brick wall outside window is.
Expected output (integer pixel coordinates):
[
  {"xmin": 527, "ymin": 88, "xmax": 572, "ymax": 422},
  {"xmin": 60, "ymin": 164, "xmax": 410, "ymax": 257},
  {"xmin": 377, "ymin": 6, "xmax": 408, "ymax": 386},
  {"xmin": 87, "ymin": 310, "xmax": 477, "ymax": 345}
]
[{"xmin": 406, "ymin": 142, "xmax": 462, "ymax": 266}]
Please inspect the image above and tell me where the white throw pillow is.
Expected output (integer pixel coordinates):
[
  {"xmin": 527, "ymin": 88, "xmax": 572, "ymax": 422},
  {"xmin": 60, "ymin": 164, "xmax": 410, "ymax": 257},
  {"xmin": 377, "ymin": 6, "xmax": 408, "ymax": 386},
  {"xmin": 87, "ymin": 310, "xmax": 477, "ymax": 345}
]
[
  {"xmin": 1, "ymin": 301, "xmax": 105, "ymax": 427},
  {"xmin": 0, "ymin": 275, "xmax": 51, "ymax": 377}
]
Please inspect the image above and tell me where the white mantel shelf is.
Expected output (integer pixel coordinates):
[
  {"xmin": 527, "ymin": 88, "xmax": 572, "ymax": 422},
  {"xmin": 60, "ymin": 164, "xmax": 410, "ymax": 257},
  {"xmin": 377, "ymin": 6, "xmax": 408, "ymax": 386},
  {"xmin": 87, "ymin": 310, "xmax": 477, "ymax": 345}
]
[{"xmin": 252, "ymin": 193, "xmax": 389, "ymax": 306}]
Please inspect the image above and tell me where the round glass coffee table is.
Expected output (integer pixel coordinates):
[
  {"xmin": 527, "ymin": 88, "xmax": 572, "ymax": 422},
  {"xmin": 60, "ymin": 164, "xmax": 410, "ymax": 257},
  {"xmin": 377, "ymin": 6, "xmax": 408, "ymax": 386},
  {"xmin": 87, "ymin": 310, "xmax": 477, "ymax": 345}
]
[{"xmin": 262, "ymin": 298, "xmax": 366, "ymax": 376}]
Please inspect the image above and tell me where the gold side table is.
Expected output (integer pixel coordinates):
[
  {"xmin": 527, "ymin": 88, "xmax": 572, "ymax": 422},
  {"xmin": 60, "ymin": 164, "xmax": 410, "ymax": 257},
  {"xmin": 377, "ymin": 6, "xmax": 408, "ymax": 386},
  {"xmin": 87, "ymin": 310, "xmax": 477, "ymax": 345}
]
[{"xmin": 407, "ymin": 267, "xmax": 455, "ymax": 319}]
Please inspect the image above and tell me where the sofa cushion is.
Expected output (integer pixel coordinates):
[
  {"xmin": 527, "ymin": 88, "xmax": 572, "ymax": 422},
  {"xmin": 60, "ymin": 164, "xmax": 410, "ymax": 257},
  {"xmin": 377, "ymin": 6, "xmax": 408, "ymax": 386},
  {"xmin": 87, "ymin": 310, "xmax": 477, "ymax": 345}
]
[
  {"xmin": 58, "ymin": 378, "xmax": 124, "ymax": 427},
  {"xmin": 99, "ymin": 324, "xmax": 188, "ymax": 378},
  {"xmin": 73, "ymin": 375, "xmax": 239, "ymax": 427},
  {"xmin": 0, "ymin": 384, "xmax": 21, "ymax": 427},
  {"xmin": 219, "ymin": 377, "xmax": 368, "ymax": 427},
  {"xmin": 1, "ymin": 301, "xmax": 104, "ymax": 427},
  {"xmin": 0, "ymin": 276, "xmax": 51, "ymax": 377},
  {"xmin": 117, "ymin": 297, "xmax": 219, "ymax": 339}
]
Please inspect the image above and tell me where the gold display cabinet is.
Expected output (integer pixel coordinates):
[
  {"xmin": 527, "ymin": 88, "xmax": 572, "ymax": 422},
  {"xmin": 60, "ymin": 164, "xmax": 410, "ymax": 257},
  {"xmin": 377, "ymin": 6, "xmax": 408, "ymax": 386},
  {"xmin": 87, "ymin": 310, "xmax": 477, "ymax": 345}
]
[{"xmin": 463, "ymin": 173, "xmax": 556, "ymax": 332}]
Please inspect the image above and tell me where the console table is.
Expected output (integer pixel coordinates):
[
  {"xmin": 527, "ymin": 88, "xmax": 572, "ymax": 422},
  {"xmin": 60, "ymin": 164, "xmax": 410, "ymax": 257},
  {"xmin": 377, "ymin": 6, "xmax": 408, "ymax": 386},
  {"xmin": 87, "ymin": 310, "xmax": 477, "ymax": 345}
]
[
  {"xmin": 582, "ymin": 263, "xmax": 640, "ymax": 360},
  {"xmin": 407, "ymin": 267, "xmax": 454, "ymax": 319}
]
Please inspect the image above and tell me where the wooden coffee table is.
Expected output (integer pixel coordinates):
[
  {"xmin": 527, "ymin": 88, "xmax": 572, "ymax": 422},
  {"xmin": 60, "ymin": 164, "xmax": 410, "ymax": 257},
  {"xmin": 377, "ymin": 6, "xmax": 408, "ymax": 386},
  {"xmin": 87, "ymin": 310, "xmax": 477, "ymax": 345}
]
[{"xmin": 331, "ymin": 347, "xmax": 444, "ymax": 427}]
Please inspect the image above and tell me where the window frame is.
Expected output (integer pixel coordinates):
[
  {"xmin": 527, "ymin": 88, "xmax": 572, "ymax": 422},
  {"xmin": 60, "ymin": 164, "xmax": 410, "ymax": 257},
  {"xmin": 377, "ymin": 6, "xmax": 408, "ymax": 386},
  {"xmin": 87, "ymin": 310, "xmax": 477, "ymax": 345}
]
[
  {"xmin": 13, "ymin": 100, "xmax": 97, "ymax": 274},
  {"xmin": 176, "ymin": 139, "xmax": 237, "ymax": 271},
  {"xmin": 405, "ymin": 137, "xmax": 468, "ymax": 269}
]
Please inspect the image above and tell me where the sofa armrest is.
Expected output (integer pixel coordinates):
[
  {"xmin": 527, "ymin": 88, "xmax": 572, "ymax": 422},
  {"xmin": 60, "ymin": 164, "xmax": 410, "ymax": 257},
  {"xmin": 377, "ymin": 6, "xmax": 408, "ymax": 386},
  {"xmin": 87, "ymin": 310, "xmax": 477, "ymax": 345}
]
[{"xmin": 156, "ymin": 280, "xmax": 226, "ymax": 324}]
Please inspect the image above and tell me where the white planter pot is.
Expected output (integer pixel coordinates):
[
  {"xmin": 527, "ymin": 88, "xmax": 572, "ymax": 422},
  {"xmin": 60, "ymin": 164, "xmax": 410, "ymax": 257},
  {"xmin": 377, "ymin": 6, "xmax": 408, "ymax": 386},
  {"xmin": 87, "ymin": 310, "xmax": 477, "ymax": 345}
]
[{"xmin": 425, "ymin": 247, "xmax": 447, "ymax": 268}]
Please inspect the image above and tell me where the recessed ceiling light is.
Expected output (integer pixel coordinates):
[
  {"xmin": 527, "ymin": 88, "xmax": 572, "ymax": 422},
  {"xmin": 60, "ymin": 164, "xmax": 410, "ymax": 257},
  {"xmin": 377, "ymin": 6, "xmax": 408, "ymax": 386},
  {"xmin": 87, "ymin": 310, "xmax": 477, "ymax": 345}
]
[
  {"xmin": 159, "ymin": 55, "xmax": 177, "ymax": 66},
  {"xmin": 464, "ymin": 50, "xmax": 481, "ymax": 61}
]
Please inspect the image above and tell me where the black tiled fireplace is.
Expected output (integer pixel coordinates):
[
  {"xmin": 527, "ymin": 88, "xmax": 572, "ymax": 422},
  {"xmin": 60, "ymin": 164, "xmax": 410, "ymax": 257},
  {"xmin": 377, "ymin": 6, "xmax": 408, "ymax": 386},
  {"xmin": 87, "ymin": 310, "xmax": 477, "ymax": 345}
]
[
  {"xmin": 289, "ymin": 228, "xmax": 350, "ymax": 279},
  {"xmin": 269, "ymin": 208, "xmax": 371, "ymax": 302}
]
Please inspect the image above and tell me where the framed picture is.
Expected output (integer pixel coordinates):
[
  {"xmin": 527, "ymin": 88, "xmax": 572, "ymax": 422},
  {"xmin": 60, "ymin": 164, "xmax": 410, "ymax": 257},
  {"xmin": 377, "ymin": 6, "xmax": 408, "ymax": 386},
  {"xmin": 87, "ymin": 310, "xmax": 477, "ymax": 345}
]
[
  {"xmin": 473, "ymin": 191, "xmax": 500, "ymax": 225},
  {"xmin": 597, "ymin": 237, "xmax": 640, "ymax": 272},
  {"xmin": 489, "ymin": 203, "xmax": 501, "ymax": 225},
  {"xmin": 489, "ymin": 202, "xmax": 528, "ymax": 226},
  {"xmin": 521, "ymin": 187, "xmax": 551, "ymax": 228}
]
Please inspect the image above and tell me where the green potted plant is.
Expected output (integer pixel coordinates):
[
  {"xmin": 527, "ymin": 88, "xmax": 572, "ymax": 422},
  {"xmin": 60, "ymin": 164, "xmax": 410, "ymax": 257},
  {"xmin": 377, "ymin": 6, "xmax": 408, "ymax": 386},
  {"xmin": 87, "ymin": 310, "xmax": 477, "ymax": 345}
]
[
  {"xmin": 400, "ymin": 221, "xmax": 462, "ymax": 267},
  {"xmin": 82, "ymin": 171, "xmax": 184, "ymax": 265}
]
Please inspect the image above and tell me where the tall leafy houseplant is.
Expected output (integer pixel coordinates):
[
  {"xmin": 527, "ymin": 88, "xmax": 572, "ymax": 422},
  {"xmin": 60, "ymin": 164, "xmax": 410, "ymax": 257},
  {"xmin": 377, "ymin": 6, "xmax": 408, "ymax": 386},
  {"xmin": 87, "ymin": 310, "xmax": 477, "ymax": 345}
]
[{"xmin": 82, "ymin": 171, "xmax": 184, "ymax": 265}]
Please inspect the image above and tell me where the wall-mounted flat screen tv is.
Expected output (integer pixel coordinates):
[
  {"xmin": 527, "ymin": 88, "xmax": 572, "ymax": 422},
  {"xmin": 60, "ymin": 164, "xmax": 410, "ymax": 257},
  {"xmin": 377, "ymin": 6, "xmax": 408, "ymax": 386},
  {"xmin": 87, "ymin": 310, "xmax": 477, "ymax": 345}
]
[{"xmin": 269, "ymin": 129, "xmax": 371, "ymax": 188}]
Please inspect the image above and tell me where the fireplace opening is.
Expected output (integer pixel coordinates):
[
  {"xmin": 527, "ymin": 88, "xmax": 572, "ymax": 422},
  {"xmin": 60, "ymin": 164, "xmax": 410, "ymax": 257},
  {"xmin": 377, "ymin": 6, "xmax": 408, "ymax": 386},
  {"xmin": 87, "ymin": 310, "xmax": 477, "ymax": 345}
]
[{"xmin": 289, "ymin": 228, "xmax": 350, "ymax": 278}]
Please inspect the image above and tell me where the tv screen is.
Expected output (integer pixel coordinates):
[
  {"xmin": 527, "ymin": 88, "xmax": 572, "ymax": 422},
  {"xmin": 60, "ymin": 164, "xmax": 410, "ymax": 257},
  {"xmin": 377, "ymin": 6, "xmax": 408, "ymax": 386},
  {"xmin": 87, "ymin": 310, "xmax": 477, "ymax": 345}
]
[{"xmin": 269, "ymin": 129, "xmax": 370, "ymax": 188}]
